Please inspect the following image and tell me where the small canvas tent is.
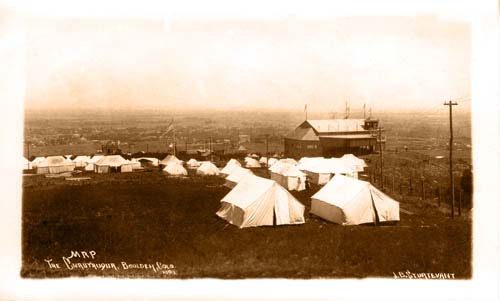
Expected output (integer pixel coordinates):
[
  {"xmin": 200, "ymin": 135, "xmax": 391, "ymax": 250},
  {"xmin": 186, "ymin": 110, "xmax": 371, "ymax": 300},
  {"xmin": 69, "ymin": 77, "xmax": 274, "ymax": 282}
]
[
  {"xmin": 220, "ymin": 159, "xmax": 242, "ymax": 176},
  {"xmin": 72, "ymin": 155, "xmax": 91, "ymax": 168},
  {"xmin": 162, "ymin": 162, "xmax": 188, "ymax": 176},
  {"xmin": 259, "ymin": 156, "xmax": 268, "ymax": 165},
  {"xmin": 186, "ymin": 158, "xmax": 201, "ymax": 169},
  {"xmin": 224, "ymin": 166, "xmax": 254, "ymax": 188},
  {"xmin": 36, "ymin": 156, "xmax": 76, "ymax": 174},
  {"xmin": 270, "ymin": 163, "xmax": 306, "ymax": 191},
  {"xmin": 94, "ymin": 155, "xmax": 133, "ymax": 173},
  {"xmin": 160, "ymin": 155, "xmax": 183, "ymax": 167},
  {"xmin": 297, "ymin": 157, "xmax": 356, "ymax": 185},
  {"xmin": 196, "ymin": 161, "xmax": 220, "ymax": 176},
  {"xmin": 279, "ymin": 158, "xmax": 298, "ymax": 165},
  {"xmin": 22, "ymin": 157, "xmax": 30, "ymax": 170},
  {"xmin": 30, "ymin": 156, "xmax": 46, "ymax": 169},
  {"xmin": 310, "ymin": 175, "xmax": 400, "ymax": 225},
  {"xmin": 129, "ymin": 159, "xmax": 143, "ymax": 170},
  {"xmin": 267, "ymin": 157, "xmax": 278, "ymax": 167},
  {"xmin": 216, "ymin": 175, "xmax": 305, "ymax": 228},
  {"xmin": 85, "ymin": 155, "xmax": 104, "ymax": 171},
  {"xmin": 340, "ymin": 154, "xmax": 367, "ymax": 172},
  {"xmin": 135, "ymin": 157, "xmax": 159, "ymax": 167},
  {"xmin": 244, "ymin": 157, "xmax": 261, "ymax": 168}
]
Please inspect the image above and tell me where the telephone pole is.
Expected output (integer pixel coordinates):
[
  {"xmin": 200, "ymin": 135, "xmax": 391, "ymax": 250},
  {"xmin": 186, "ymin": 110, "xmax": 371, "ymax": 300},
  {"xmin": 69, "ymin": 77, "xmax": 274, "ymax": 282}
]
[
  {"xmin": 444, "ymin": 101, "xmax": 458, "ymax": 218},
  {"xmin": 378, "ymin": 123, "xmax": 384, "ymax": 190},
  {"xmin": 265, "ymin": 134, "xmax": 269, "ymax": 167}
]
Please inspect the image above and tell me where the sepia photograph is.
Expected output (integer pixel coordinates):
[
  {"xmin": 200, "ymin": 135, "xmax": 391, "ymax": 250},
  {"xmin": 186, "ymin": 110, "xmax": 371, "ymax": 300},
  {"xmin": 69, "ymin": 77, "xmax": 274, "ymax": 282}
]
[{"xmin": 0, "ymin": 0, "xmax": 499, "ymax": 300}]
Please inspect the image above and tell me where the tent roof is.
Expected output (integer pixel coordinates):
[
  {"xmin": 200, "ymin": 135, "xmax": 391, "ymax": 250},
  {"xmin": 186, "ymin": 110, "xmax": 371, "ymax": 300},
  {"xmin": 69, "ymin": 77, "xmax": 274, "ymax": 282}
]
[
  {"xmin": 95, "ymin": 155, "xmax": 131, "ymax": 167},
  {"xmin": 160, "ymin": 155, "xmax": 183, "ymax": 165},
  {"xmin": 197, "ymin": 161, "xmax": 219, "ymax": 174},
  {"xmin": 221, "ymin": 175, "xmax": 275, "ymax": 209},
  {"xmin": 312, "ymin": 175, "xmax": 368, "ymax": 208},
  {"xmin": 226, "ymin": 166, "xmax": 254, "ymax": 183},
  {"xmin": 31, "ymin": 156, "xmax": 46, "ymax": 163},
  {"xmin": 162, "ymin": 162, "xmax": 187, "ymax": 175},
  {"xmin": 38, "ymin": 156, "xmax": 74, "ymax": 167}
]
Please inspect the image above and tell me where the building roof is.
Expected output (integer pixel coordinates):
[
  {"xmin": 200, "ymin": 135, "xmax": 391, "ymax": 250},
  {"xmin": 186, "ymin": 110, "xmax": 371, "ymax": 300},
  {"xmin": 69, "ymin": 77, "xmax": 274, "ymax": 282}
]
[
  {"xmin": 306, "ymin": 119, "xmax": 366, "ymax": 133},
  {"xmin": 318, "ymin": 134, "xmax": 375, "ymax": 139}
]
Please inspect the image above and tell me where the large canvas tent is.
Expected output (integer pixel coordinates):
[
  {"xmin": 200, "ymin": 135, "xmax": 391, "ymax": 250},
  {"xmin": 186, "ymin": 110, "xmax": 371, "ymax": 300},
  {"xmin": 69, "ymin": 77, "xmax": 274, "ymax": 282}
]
[
  {"xmin": 162, "ymin": 162, "xmax": 188, "ymax": 176},
  {"xmin": 36, "ymin": 156, "xmax": 76, "ymax": 174},
  {"xmin": 270, "ymin": 163, "xmax": 306, "ymax": 191},
  {"xmin": 216, "ymin": 175, "xmax": 306, "ymax": 228},
  {"xmin": 196, "ymin": 161, "xmax": 220, "ymax": 176},
  {"xmin": 94, "ymin": 155, "xmax": 133, "ymax": 173},
  {"xmin": 224, "ymin": 166, "xmax": 254, "ymax": 188},
  {"xmin": 311, "ymin": 175, "xmax": 400, "ymax": 225}
]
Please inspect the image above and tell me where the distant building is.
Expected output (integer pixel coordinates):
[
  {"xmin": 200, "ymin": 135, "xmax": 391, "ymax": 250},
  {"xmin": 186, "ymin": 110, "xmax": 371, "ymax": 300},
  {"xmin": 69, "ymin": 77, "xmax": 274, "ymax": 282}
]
[
  {"xmin": 238, "ymin": 134, "xmax": 250, "ymax": 144},
  {"xmin": 102, "ymin": 141, "xmax": 122, "ymax": 155},
  {"xmin": 284, "ymin": 118, "xmax": 385, "ymax": 158}
]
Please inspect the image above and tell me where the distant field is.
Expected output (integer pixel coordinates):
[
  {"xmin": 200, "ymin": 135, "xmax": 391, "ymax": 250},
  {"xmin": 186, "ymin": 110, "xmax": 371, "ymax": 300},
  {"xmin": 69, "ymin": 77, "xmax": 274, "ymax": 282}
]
[{"xmin": 22, "ymin": 171, "xmax": 471, "ymax": 279}]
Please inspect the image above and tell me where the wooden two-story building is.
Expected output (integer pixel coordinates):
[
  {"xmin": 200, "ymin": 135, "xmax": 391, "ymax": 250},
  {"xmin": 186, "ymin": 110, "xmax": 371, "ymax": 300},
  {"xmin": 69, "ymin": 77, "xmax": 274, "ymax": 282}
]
[{"xmin": 284, "ymin": 118, "xmax": 384, "ymax": 158}]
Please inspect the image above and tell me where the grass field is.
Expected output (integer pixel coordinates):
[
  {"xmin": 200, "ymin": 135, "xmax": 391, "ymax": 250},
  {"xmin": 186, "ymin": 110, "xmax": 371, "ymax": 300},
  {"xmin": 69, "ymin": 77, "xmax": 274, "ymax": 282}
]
[{"xmin": 22, "ymin": 170, "xmax": 471, "ymax": 279}]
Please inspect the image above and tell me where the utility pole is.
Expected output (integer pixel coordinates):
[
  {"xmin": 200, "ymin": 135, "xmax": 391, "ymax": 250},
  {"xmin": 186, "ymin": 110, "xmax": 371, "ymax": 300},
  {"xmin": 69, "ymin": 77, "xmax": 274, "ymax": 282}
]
[
  {"xmin": 305, "ymin": 104, "xmax": 308, "ymax": 120},
  {"xmin": 444, "ymin": 100, "xmax": 458, "ymax": 218},
  {"xmin": 378, "ymin": 123, "xmax": 384, "ymax": 190},
  {"xmin": 266, "ymin": 134, "xmax": 269, "ymax": 166},
  {"xmin": 173, "ymin": 129, "xmax": 176, "ymax": 156},
  {"xmin": 210, "ymin": 136, "xmax": 213, "ymax": 162},
  {"xmin": 363, "ymin": 103, "xmax": 366, "ymax": 119}
]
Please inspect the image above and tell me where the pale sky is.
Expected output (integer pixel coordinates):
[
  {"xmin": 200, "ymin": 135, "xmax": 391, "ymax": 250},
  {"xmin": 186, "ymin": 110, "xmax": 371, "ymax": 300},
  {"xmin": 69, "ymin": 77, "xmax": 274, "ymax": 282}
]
[{"xmin": 21, "ymin": 2, "xmax": 471, "ymax": 112}]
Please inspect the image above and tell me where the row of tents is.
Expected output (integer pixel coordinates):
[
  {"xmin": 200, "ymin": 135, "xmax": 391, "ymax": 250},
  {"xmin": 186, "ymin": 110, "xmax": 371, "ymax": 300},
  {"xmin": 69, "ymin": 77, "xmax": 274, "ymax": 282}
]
[{"xmin": 216, "ymin": 173, "xmax": 400, "ymax": 228}]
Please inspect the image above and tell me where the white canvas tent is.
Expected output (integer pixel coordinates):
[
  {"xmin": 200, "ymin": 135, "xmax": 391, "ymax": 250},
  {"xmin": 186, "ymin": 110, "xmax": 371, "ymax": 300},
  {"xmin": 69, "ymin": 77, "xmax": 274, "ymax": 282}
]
[
  {"xmin": 270, "ymin": 163, "xmax": 306, "ymax": 191},
  {"xmin": 259, "ymin": 156, "xmax": 268, "ymax": 164},
  {"xmin": 297, "ymin": 157, "xmax": 356, "ymax": 185},
  {"xmin": 340, "ymin": 154, "xmax": 367, "ymax": 172},
  {"xmin": 94, "ymin": 155, "xmax": 133, "ymax": 173},
  {"xmin": 160, "ymin": 155, "xmax": 183, "ymax": 166},
  {"xmin": 22, "ymin": 157, "xmax": 30, "ymax": 170},
  {"xmin": 72, "ymin": 155, "xmax": 91, "ymax": 168},
  {"xmin": 196, "ymin": 161, "xmax": 220, "ymax": 176},
  {"xmin": 162, "ymin": 162, "xmax": 188, "ymax": 176},
  {"xmin": 30, "ymin": 156, "xmax": 46, "ymax": 169},
  {"xmin": 216, "ymin": 175, "xmax": 305, "ymax": 228},
  {"xmin": 224, "ymin": 166, "xmax": 254, "ymax": 188},
  {"xmin": 36, "ymin": 156, "xmax": 76, "ymax": 174},
  {"xmin": 135, "ymin": 157, "xmax": 159, "ymax": 167},
  {"xmin": 267, "ymin": 157, "xmax": 278, "ymax": 167},
  {"xmin": 279, "ymin": 158, "xmax": 298, "ymax": 165},
  {"xmin": 311, "ymin": 175, "xmax": 400, "ymax": 225},
  {"xmin": 220, "ymin": 159, "xmax": 242, "ymax": 176},
  {"xmin": 186, "ymin": 158, "xmax": 202, "ymax": 169},
  {"xmin": 85, "ymin": 155, "xmax": 104, "ymax": 171},
  {"xmin": 244, "ymin": 157, "xmax": 261, "ymax": 168},
  {"xmin": 129, "ymin": 159, "xmax": 143, "ymax": 170}
]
